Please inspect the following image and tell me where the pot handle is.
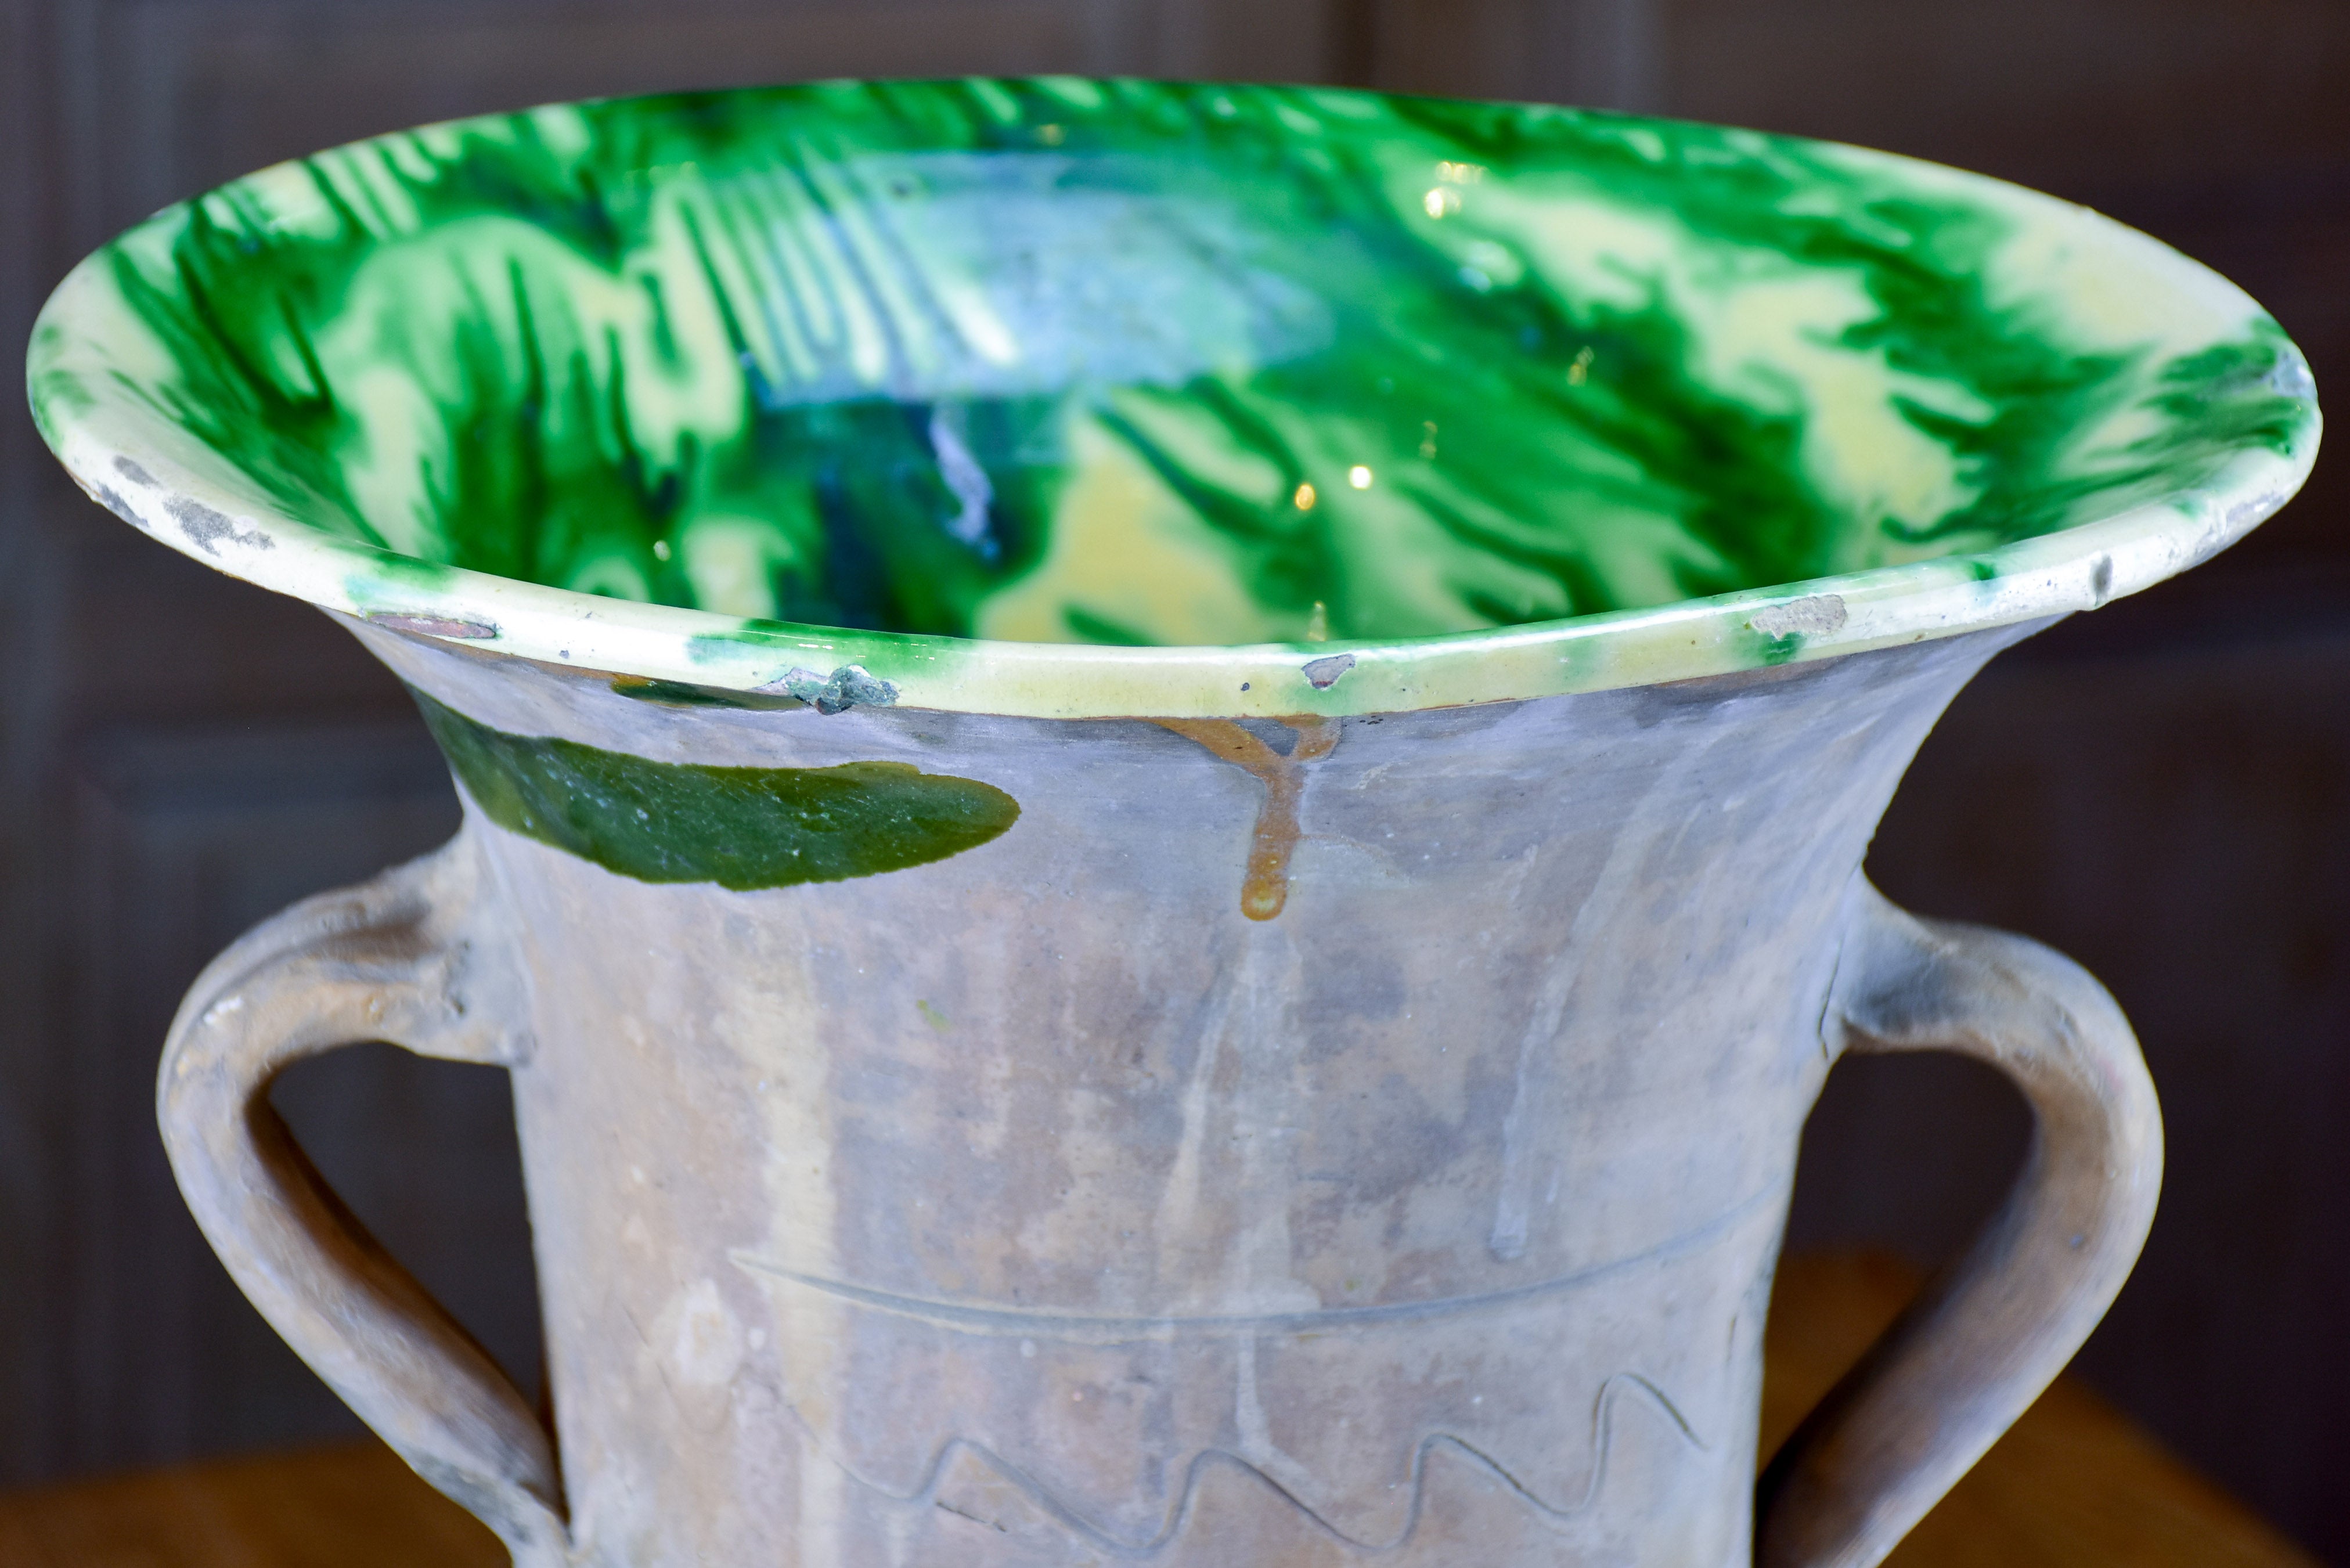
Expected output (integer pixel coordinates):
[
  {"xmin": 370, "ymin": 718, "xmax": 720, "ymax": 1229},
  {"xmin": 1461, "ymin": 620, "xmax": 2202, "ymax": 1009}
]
[
  {"xmin": 1756, "ymin": 881, "xmax": 2162, "ymax": 1567},
  {"xmin": 157, "ymin": 832, "xmax": 563, "ymax": 1563}
]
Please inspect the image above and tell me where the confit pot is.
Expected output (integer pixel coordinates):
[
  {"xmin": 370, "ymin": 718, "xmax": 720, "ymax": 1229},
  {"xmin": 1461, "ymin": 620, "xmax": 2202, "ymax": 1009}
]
[{"xmin": 26, "ymin": 78, "xmax": 2320, "ymax": 1568}]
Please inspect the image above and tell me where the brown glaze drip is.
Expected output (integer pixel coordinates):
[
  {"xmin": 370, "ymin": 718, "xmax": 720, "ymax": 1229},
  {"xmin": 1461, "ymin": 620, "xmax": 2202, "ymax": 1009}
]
[{"xmin": 1156, "ymin": 716, "xmax": 1340, "ymax": 920}]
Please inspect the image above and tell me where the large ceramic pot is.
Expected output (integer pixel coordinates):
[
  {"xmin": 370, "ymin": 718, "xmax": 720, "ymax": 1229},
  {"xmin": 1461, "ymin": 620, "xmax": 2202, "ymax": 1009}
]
[{"xmin": 29, "ymin": 81, "xmax": 2318, "ymax": 1568}]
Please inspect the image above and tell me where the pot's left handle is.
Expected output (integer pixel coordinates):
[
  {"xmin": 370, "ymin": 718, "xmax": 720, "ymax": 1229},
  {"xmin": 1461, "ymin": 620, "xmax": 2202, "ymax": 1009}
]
[{"xmin": 157, "ymin": 832, "xmax": 564, "ymax": 1565}]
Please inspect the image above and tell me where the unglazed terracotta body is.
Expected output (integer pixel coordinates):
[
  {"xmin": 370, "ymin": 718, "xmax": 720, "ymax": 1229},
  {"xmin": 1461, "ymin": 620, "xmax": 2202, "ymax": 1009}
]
[
  {"xmin": 164, "ymin": 616, "xmax": 2157, "ymax": 1568},
  {"xmin": 395, "ymin": 620, "xmax": 2009, "ymax": 1568},
  {"xmin": 30, "ymin": 75, "xmax": 2317, "ymax": 1568}
]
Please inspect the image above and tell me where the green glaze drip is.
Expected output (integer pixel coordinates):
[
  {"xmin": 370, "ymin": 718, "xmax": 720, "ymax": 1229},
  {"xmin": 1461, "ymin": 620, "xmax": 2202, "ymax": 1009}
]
[
  {"xmin": 33, "ymin": 80, "xmax": 2312, "ymax": 650},
  {"xmin": 413, "ymin": 690, "xmax": 1017, "ymax": 887}
]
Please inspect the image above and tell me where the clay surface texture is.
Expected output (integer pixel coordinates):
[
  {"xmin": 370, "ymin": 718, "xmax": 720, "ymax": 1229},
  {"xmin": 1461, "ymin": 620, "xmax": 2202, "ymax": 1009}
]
[{"xmin": 161, "ymin": 623, "xmax": 2160, "ymax": 1568}]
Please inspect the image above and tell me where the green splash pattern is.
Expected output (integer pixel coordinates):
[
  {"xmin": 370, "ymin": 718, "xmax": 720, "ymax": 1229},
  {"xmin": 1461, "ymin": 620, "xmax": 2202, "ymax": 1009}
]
[
  {"xmin": 414, "ymin": 690, "xmax": 1018, "ymax": 886},
  {"xmin": 29, "ymin": 79, "xmax": 2311, "ymax": 651}
]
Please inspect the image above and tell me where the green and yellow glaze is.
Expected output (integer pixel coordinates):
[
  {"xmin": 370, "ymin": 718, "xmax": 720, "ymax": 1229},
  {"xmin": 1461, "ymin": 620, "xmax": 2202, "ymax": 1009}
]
[{"xmin": 27, "ymin": 79, "xmax": 2319, "ymax": 718}]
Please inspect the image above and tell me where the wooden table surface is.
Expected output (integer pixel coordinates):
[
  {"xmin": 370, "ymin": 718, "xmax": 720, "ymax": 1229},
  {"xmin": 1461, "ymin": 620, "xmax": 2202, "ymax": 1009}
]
[{"xmin": 0, "ymin": 1252, "xmax": 2315, "ymax": 1567}]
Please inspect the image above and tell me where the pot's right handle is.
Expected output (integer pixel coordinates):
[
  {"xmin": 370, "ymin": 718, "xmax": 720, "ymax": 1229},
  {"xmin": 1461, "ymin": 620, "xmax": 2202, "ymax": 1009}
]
[{"xmin": 1756, "ymin": 882, "xmax": 2162, "ymax": 1568}]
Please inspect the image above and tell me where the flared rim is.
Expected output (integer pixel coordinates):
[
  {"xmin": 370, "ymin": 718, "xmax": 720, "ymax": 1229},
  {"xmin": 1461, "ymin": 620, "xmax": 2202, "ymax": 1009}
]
[{"xmin": 28, "ymin": 80, "xmax": 2322, "ymax": 719}]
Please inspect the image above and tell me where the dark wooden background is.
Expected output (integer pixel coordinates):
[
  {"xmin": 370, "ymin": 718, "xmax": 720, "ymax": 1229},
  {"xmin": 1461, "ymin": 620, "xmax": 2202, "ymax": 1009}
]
[{"xmin": 2, "ymin": 0, "xmax": 2344, "ymax": 1556}]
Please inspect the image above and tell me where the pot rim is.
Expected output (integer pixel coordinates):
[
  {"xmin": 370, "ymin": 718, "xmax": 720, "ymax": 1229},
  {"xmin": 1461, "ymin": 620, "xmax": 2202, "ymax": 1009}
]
[{"xmin": 27, "ymin": 80, "xmax": 2322, "ymax": 720}]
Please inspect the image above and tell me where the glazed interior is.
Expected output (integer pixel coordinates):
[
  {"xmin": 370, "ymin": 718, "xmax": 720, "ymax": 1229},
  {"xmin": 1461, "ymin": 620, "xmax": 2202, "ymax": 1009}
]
[{"xmin": 38, "ymin": 80, "xmax": 2308, "ymax": 650}]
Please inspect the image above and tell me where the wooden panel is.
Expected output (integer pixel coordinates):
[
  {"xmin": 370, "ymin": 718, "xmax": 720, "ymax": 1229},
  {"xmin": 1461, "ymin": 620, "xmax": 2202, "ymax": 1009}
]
[
  {"xmin": 66, "ymin": 0, "xmax": 1121, "ymax": 236},
  {"xmin": 0, "ymin": 1441, "xmax": 508, "ymax": 1567},
  {"xmin": 1361, "ymin": 0, "xmax": 1662, "ymax": 109},
  {"xmin": 53, "ymin": 0, "xmax": 1346, "ymax": 251},
  {"xmin": 1786, "ymin": 1052, "xmax": 2030, "ymax": 1267},
  {"xmin": 1660, "ymin": 0, "xmax": 2350, "ymax": 204},
  {"xmin": 0, "ymin": 0, "xmax": 81, "ymax": 1492}
]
